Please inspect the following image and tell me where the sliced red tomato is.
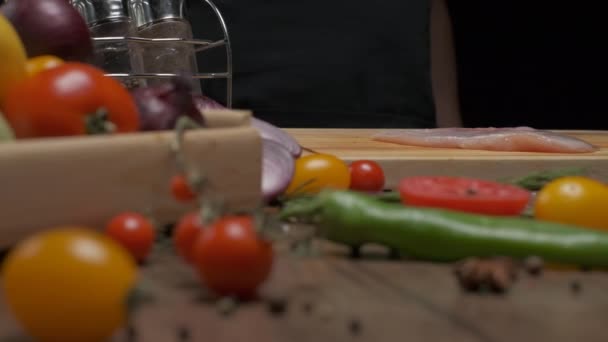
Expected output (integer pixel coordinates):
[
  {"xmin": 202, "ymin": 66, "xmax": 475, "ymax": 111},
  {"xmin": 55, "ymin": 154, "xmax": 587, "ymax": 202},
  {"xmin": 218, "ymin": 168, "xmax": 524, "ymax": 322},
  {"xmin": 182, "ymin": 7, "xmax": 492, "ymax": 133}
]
[{"xmin": 398, "ymin": 176, "xmax": 532, "ymax": 216}]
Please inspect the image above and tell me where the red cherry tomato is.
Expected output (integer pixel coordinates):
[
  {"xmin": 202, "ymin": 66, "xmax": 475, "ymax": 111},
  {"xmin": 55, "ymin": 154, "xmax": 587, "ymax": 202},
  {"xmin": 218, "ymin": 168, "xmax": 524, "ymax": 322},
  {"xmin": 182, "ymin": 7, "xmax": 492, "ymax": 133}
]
[
  {"xmin": 398, "ymin": 176, "xmax": 532, "ymax": 216},
  {"xmin": 105, "ymin": 212, "xmax": 156, "ymax": 262},
  {"xmin": 170, "ymin": 174, "xmax": 196, "ymax": 202},
  {"xmin": 192, "ymin": 215, "xmax": 274, "ymax": 299},
  {"xmin": 173, "ymin": 212, "xmax": 205, "ymax": 263},
  {"xmin": 349, "ymin": 160, "xmax": 385, "ymax": 192}
]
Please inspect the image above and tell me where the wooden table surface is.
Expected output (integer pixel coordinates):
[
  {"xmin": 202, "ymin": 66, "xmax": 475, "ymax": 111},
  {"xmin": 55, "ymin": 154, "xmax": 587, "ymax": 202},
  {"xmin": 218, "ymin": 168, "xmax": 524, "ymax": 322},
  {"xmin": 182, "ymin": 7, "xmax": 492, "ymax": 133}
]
[
  {"xmin": 287, "ymin": 129, "xmax": 608, "ymax": 185},
  {"xmin": 1, "ymin": 242, "xmax": 607, "ymax": 342},
  {"xmin": 2, "ymin": 129, "xmax": 608, "ymax": 341}
]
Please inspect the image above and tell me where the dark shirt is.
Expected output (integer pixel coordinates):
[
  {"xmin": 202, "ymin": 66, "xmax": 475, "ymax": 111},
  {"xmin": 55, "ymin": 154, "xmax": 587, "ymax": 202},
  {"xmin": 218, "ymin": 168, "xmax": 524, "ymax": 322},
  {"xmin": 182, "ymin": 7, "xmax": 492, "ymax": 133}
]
[
  {"xmin": 448, "ymin": 1, "xmax": 607, "ymax": 129},
  {"xmin": 188, "ymin": 0, "xmax": 436, "ymax": 128}
]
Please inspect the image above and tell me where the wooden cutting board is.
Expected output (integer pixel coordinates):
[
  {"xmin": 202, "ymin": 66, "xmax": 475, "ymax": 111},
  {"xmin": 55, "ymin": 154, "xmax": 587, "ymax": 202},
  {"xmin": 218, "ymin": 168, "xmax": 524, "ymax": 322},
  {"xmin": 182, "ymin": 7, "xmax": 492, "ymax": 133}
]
[{"xmin": 287, "ymin": 129, "xmax": 608, "ymax": 187}]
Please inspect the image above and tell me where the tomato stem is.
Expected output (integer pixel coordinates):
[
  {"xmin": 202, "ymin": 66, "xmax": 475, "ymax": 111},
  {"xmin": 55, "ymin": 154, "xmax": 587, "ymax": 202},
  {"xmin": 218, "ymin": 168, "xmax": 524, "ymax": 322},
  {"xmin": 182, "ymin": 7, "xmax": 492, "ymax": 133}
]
[
  {"xmin": 300, "ymin": 145, "xmax": 320, "ymax": 154},
  {"xmin": 170, "ymin": 116, "xmax": 203, "ymax": 174},
  {"xmin": 85, "ymin": 107, "xmax": 115, "ymax": 134},
  {"xmin": 216, "ymin": 296, "xmax": 239, "ymax": 316},
  {"xmin": 125, "ymin": 282, "xmax": 155, "ymax": 317},
  {"xmin": 199, "ymin": 202, "xmax": 217, "ymax": 226},
  {"xmin": 253, "ymin": 207, "xmax": 272, "ymax": 239},
  {"xmin": 281, "ymin": 178, "xmax": 318, "ymax": 200}
]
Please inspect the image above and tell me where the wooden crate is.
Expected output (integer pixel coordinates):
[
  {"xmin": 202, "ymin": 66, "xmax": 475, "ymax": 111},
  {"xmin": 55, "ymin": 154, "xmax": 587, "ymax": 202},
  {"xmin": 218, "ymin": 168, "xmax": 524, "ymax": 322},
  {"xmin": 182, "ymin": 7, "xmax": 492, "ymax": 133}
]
[{"xmin": 0, "ymin": 110, "xmax": 262, "ymax": 248}]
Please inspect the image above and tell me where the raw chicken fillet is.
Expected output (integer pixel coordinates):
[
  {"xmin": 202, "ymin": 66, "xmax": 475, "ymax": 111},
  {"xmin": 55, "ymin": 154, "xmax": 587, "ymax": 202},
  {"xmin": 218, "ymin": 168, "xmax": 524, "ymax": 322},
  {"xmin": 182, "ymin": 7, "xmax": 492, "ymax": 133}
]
[{"xmin": 372, "ymin": 127, "xmax": 597, "ymax": 153}]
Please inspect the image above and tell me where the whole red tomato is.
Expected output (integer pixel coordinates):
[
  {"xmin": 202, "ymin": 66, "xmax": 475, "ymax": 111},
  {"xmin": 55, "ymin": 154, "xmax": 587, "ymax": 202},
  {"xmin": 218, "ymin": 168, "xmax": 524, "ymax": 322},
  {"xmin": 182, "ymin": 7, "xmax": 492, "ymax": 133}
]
[
  {"xmin": 173, "ymin": 212, "xmax": 204, "ymax": 263},
  {"xmin": 105, "ymin": 212, "xmax": 156, "ymax": 263},
  {"xmin": 349, "ymin": 160, "xmax": 386, "ymax": 192},
  {"xmin": 192, "ymin": 215, "xmax": 274, "ymax": 299},
  {"xmin": 2, "ymin": 62, "xmax": 139, "ymax": 138}
]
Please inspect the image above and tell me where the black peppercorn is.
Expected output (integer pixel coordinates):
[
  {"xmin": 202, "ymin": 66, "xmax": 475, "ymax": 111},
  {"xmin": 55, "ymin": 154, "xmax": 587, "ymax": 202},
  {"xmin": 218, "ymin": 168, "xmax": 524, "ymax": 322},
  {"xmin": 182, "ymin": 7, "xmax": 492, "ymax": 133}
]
[
  {"xmin": 176, "ymin": 326, "xmax": 190, "ymax": 341},
  {"xmin": 348, "ymin": 318, "xmax": 362, "ymax": 336},
  {"xmin": 126, "ymin": 322, "xmax": 137, "ymax": 342},
  {"xmin": 267, "ymin": 296, "xmax": 288, "ymax": 316},
  {"xmin": 570, "ymin": 280, "xmax": 582, "ymax": 295}
]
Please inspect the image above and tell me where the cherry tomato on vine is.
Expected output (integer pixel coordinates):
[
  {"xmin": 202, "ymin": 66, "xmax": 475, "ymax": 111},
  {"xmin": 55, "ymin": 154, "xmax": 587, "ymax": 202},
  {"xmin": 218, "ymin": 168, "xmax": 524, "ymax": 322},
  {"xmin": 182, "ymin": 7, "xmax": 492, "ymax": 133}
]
[
  {"xmin": 170, "ymin": 174, "xmax": 196, "ymax": 202},
  {"xmin": 1, "ymin": 227, "xmax": 137, "ymax": 342},
  {"xmin": 535, "ymin": 176, "xmax": 608, "ymax": 231},
  {"xmin": 399, "ymin": 176, "xmax": 532, "ymax": 216},
  {"xmin": 3, "ymin": 62, "xmax": 139, "ymax": 138},
  {"xmin": 105, "ymin": 212, "xmax": 156, "ymax": 262},
  {"xmin": 285, "ymin": 153, "xmax": 350, "ymax": 195},
  {"xmin": 349, "ymin": 160, "xmax": 385, "ymax": 192},
  {"xmin": 25, "ymin": 55, "xmax": 63, "ymax": 77},
  {"xmin": 174, "ymin": 212, "xmax": 205, "ymax": 263},
  {"xmin": 192, "ymin": 215, "xmax": 274, "ymax": 299}
]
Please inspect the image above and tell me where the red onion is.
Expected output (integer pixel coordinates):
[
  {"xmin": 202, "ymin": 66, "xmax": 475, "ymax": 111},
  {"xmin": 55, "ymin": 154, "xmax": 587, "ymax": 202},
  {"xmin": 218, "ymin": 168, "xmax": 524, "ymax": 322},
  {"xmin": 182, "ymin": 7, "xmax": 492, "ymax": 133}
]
[
  {"xmin": 251, "ymin": 117, "xmax": 302, "ymax": 158},
  {"xmin": 192, "ymin": 94, "xmax": 302, "ymax": 157},
  {"xmin": 1, "ymin": 0, "xmax": 93, "ymax": 62},
  {"xmin": 130, "ymin": 78, "xmax": 204, "ymax": 131},
  {"xmin": 262, "ymin": 139, "xmax": 295, "ymax": 203},
  {"xmin": 190, "ymin": 95, "xmax": 299, "ymax": 200}
]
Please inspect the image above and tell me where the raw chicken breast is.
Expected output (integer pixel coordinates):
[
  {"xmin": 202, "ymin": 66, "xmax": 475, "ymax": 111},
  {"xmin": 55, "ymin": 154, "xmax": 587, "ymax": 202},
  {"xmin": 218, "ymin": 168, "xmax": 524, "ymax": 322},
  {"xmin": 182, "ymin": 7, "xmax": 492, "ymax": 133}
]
[{"xmin": 371, "ymin": 127, "xmax": 597, "ymax": 153}]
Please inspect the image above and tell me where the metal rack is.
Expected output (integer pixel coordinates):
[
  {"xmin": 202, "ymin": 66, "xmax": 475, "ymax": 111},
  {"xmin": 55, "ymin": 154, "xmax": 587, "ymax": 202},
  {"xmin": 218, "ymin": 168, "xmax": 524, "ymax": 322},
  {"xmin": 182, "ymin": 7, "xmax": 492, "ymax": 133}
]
[{"xmin": 91, "ymin": 0, "xmax": 233, "ymax": 108}]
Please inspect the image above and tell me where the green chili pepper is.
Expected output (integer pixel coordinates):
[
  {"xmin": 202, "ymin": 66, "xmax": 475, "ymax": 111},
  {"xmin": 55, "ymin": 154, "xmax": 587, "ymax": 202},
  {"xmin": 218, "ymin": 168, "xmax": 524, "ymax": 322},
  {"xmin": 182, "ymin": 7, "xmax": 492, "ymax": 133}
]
[
  {"xmin": 280, "ymin": 190, "xmax": 608, "ymax": 267},
  {"xmin": 373, "ymin": 191, "xmax": 401, "ymax": 202}
]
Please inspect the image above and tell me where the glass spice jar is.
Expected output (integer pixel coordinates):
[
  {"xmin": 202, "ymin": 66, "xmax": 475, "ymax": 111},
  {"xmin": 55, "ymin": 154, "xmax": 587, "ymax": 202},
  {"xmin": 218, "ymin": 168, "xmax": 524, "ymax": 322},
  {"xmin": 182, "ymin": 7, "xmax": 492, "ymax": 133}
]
[
  {"xmin": 70, "ymin": 0, "xmax": 146, "ymax": 89},
  {"xmin": 128, "ymin": 0, "xmax": 202, "ymax": 94}
]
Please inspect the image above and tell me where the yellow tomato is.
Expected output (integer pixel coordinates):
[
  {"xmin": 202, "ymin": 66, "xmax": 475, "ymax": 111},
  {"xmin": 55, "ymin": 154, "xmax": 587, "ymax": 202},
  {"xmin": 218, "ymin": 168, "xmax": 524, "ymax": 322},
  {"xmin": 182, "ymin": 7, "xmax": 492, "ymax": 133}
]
[
  {"xmin": 1, "ymin": 227, "xmax": 138, "ymax": 342},
  {"xmin": 25, "ymin": 55, "xmax": 64, "ymax": 77},
  {"xmin": 0, "ymin": 14, "xmax": 27, "ymax": 107},
  {"xmin": 286, "ymin": 153, "xmax": 351, "ymax": 195},
  {"xmin": 535, "ymin": 176, "xmax": 608, "ymax": 231}
]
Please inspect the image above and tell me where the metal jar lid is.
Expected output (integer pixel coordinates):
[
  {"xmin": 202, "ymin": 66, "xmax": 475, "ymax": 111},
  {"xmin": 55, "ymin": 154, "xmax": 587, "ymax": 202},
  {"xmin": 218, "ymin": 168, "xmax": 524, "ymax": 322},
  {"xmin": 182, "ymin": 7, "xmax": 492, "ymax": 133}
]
[
  {"xmin": 128, "ymin": 0, "xmax": 186, "ymax": 28},
  {"xmin": 70, "ymin": 0, "xmax": 131, "ymax": 26}
]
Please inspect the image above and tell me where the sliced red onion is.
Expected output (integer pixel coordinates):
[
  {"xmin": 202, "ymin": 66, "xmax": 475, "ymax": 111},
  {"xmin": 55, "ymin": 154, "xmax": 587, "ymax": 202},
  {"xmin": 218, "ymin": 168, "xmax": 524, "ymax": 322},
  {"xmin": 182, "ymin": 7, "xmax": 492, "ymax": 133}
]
[
  {"xmin": 262, "ymin": 138, "xmax": 295, "ymax": 203},
  {"xmin": 252, "ymin": 117, "xmax": 302, "ymax": 158}
]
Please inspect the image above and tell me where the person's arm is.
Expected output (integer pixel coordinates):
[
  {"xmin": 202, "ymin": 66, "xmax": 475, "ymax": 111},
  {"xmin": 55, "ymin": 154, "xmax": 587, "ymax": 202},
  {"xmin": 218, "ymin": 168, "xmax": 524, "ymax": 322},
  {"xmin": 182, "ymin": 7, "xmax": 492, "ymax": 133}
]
[{"xmin": 430, "ymin": 0, "xmax": 462, "ymax": 127}]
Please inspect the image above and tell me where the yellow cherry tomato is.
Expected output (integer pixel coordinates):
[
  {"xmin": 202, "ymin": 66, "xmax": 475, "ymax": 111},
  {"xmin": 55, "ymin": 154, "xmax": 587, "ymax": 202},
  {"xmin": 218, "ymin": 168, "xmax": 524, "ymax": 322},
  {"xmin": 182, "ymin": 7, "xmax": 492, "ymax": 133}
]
[
  {"xmin": 25, "ymin": 55, "xmax": 64, "ymax": 77},
  {"xmin": 0, "ymin": 14, "xmax": 27, "ymax": 106},
  {"xmin": 535, "ymin": 176, "xmax": 608, "ymax": 231},
  {"xmin": 286, "ymin": 153, "xmax": 351, "ymax": 195},
  {"xmin": 1, "ymin": 227, "xmax": 138, "ymax": 342}
]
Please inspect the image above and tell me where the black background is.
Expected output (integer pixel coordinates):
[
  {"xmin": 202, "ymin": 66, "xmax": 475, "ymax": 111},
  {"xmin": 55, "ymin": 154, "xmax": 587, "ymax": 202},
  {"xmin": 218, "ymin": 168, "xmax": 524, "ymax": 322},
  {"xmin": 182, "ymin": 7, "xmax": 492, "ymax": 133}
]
[
  {"xmin": 5, "ymin": 0, "xmax": 605, "ymax": 129},
  {"xmin": 448, "ymin": 1, "xmax": 607, "ymax": 129},
  {"xmin": 190, "ymin": 0, "xmax": 608, "ymax": 129}
]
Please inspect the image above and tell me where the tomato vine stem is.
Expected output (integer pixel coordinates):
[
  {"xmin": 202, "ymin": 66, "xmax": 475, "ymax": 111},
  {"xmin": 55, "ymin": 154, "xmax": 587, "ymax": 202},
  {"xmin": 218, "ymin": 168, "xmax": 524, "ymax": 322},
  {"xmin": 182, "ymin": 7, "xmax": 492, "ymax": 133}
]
[{"xmin": 84, "ymin": 107, "xmax": 116, "ymax": 134}]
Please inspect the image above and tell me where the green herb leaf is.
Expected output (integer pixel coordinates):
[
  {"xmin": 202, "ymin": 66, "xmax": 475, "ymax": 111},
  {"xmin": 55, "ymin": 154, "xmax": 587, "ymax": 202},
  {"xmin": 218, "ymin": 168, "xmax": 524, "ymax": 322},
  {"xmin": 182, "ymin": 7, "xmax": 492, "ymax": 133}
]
[{"xmin": 505, "ymin": 167, "xmax": 587, "ymax": 191}]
